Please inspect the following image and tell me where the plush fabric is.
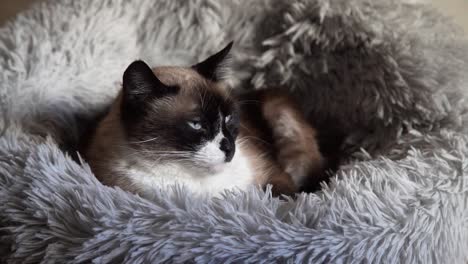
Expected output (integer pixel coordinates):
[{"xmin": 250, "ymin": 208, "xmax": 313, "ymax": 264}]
[{"xmin": 1, "ymin": 0, "xmax": 468, "ymax": 263}]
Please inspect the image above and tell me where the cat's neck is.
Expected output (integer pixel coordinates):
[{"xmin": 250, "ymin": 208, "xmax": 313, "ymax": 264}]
[{"xmin": 115, "ymin": 143, "xmax": 257, "ymax": 197}]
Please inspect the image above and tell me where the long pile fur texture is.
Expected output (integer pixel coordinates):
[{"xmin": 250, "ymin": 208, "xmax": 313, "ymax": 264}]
[{"xmin": 1, "ymin": 0, "xmax": 468, "ymax": 263}]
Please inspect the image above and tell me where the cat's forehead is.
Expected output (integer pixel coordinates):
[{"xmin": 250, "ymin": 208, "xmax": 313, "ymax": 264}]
[
  {"xmin": 153, "ymin": 66, "xmax": 225, "ymax": 91},
  {"xmin": 153, "ymin": 66, "xmax": 200, "ymax": 86},
  {"xmin": 150, "ymin": 66, "xmax": 232, "ymax": 114}
]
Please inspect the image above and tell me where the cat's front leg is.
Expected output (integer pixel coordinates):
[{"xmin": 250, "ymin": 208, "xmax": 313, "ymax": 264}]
[
  {"xmin": 267, "ymin": 171, "xmax": 298, "ymax": 197},
  {"xmin": 260, "ymin": 90, "xmax": 325, "ymax": 190}
]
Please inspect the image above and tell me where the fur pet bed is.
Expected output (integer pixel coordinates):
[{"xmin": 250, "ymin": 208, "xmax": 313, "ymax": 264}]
[{"xmin": 1, "ymin": 0, "xmax": 468, "ymax": 262}]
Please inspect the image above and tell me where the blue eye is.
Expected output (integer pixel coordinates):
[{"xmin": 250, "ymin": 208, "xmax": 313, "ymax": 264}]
[{"xmin": 188, "ymin": 121, "xmax": 202, "ymax": 130}]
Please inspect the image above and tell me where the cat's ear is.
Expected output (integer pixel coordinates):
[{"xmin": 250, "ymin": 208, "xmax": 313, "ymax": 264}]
[
  {"xmin": 123, "ymin": 60, "xmax": 178, "ymax": 103},
  {"xmin": 192, "ymin": 42, "xmax": 233, "ymax": 82}
]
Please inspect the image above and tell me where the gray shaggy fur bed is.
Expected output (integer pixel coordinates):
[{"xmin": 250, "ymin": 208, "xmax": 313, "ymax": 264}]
[{"xmin": 1, "ymin": 0, "xmax": 468, "ymax": 263}]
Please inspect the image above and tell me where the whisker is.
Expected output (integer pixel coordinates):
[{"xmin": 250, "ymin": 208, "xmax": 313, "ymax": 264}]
[
  {"xmin": 129, "ymin": 137, "xmax": 160, "ymax": 144},
  {"xmin": 115, "ymin": 146, "xmax": 196, "ymax": 160},
  {"xmin": 237, "ymin": 135, "xmax": 271, "ymax": 146}
]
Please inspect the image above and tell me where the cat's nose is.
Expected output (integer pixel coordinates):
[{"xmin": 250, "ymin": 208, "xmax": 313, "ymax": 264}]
[{"xmin": 220, "ymin": 138, "xmax": 235, "ymax": 162}]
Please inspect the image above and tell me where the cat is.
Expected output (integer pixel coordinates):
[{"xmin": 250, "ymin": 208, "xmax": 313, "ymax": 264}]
[{"xmin": 82, "ymin": 42, "xmax": 326, "ymax": 198}]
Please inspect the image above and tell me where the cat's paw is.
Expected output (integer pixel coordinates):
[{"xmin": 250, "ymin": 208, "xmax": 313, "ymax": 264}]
[
  {"xmin": 271, "ymin": 185, "xmax": 297, "ymax": 198},
  {"xmin": 268, "ymin": 176, "xmax": 298, "ymax": 198}
]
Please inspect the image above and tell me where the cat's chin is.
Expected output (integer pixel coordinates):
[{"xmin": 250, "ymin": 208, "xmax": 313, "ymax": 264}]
[
  {"xmin": 187, "ymin": 162, "xmax": 228, "ymax": 175},
  {"xmin": 209, "ymin": 163, "xmax": 228, "ymax": 173}
]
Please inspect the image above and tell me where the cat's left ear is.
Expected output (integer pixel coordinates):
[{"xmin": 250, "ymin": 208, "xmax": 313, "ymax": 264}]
[{"xmin": 192, "ymin": 42, "xmax": 233, "ymax": 82}]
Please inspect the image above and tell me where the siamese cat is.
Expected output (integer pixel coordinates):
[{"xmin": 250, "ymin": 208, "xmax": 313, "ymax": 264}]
[{"xmin": 83, "ymin": 42, "xmax": 325, "ymax": 197}]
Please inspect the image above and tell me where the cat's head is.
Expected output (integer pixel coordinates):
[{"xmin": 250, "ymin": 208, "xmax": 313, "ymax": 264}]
[{"xmin": 120, "ymin": 42, "xmax": 239, "ymax": 172}]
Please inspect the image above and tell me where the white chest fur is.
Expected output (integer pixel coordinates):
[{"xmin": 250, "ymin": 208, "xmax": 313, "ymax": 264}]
[{"xmin": 118, "ymin": 147, "xmax": 257, "ymax": 197}]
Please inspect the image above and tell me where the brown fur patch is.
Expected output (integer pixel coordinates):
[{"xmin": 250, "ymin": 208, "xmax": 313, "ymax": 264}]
[
  {"xmin": 260, "ymin": 90, "xmax": 325, "ymax": 187},
  {"xmin": 238, "ymin": 89, "xmax": 326, "ymax": 193}
]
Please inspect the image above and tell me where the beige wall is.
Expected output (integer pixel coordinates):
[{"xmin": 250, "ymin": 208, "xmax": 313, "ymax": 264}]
[
  {"xmin": 433, "ymin": 0, "xmax": 468, "ymax": 32},
  {"xmin": 0, "ymin": 0, "xmax": 467, "ymax": 30}
]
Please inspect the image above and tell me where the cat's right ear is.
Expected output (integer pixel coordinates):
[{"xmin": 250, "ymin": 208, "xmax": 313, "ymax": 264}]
[{"xmin": 122, "ymin": 60, "xmax": 178, "ymax": 104}]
